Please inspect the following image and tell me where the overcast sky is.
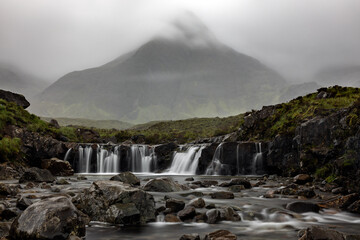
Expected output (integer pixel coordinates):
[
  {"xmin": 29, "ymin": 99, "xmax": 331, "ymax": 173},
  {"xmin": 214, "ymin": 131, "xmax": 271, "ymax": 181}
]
[{"xmin": 0, "ymin": 0, "xmax": 359, "ymax": 83}]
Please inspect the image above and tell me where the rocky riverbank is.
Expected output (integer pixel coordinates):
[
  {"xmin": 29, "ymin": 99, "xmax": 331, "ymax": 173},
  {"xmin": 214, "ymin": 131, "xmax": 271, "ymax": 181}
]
[{"xmin": 1, "ymin": 170, "xmax": 360, "ymax": 239}]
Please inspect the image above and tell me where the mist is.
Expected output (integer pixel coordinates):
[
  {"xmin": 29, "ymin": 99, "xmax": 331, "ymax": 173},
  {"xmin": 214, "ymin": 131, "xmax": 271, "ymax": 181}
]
[{"xmin": 0, "ymin": 0, "xmax": 359, "ymax": 83}]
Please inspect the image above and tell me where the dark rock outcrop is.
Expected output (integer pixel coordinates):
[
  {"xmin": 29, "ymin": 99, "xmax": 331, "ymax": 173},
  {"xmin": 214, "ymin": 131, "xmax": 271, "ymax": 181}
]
[
  {"xmin": 155, "ymin": 143, "xmax": 178, "ymax": 171},
  {"xmin": 286, "ymin": 201, "xmax": 320, "ymax": 213},
  {"xmin": 76, "ymin": 181, "xmax": 156, "ymax": 225},
  {"xmin": 0, "ymin": 89, "xmax": 30, "ymax": 109},
  {"xmin": 110, "ymin": 172, "xmax": 140, "ymax": 186},
  {"xmin": 10, "ymin": 196, "xmax": 88, "ymax": 240},
  {"xmin": 41, "ymin": 158, "xmax": 74, "ymax": 176},
  {"xmin": 19, "ymin": 167, "xmax": 55, "ymax": 183},
  {"xmin": 143, "ymin": 177, "xmax": 186, "ymax": 192}
]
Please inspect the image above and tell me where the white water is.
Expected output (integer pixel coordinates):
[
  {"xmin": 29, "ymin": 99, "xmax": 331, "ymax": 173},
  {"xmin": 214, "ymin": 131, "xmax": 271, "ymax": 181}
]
[
  {"xmin": 131, "ymin": 145, "xmax": 157, "ymax": 173},
  {"xmin": 169, "ymin": 145, "xmax": 206, "ymax": 174},
  {"xmin": 78, "ymin": 146, "xmax": 92, "ymax": 173},
  {"xmin": 64, "ymin": 148, "xmax": 72, "ymax": 162},
  {"xmin": 97, "ymin": 146, "xmax": 120, "ymax": 173},
  {"xmin": 252, "ymin": 143, "xmax": 263, "ymax": 174},
  {"xmin": 205, "ymin": 143, "xmax": 224, "ymax": 175}
]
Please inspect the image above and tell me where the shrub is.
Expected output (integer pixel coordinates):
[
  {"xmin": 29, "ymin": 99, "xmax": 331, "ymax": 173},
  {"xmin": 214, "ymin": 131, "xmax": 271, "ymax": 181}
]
[{"xmin": 0, "ymin": 137, "xmax": 21, "ymax": 162}]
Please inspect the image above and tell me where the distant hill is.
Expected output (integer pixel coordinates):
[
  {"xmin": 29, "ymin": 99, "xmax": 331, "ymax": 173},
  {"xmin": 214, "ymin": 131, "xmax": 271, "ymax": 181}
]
[
  {"xmin": 0, "ymin": 65, "xmax": 48, "ymax": 99},
  {"xmin": 278, "ymin": 82, "xmax": 320, "ymax": 103},
  {"xmin": 315, "ymin": 65, "xmax": 360, "ymax": 87},
  {"xmin": 31, "ymin": 12, "xmax": 287, "ymax": 123},
  {"xmin": 41, "ymin": 117, "xmax": 133, "ymax": 130}
]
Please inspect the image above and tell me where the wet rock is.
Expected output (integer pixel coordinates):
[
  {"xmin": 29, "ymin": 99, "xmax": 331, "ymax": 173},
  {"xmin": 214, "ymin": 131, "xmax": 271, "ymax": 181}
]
[
  {"xmin": 188, "ymin": 198, "xmax": 205, "ymax": 208},
  {"xmin": 0, "ymin": 208, "xmax": 18, "ymax": 221},
  {"xmin": 77, "ymin": 175, "xmax": 87, "ymax": 180},
  {"xmin": 179, "ymin": 233, "xmax": 200, "ymax": 240},
  {"xmin": 56, "ymin": 178, "xmax": 70, "ymax": 185},
  {"xmin": 298, "ymin": 226, "xmax": 345, "ymax": 240},
  {"xmin": 154, "ymin": 143, "xmax": 178, "ymax": 171},
  {"xmin": 51, "ymin": 187, "xmax": 61, "ymax": 193},
  {"xmin": 177, "ymin": 206, "xmax": 196, "ymax": 221},
  {"xmin": 332, "ymin": 187, "xmax": 346, "ymax": 195},
  {"xmin": 319, "ymin": 193, "xmax": 359, "ymax": 209},
  {"xmin": 0, "ymin": 222, "xmax": 11, "ymax": 238},
  {"xmin": 294, "ymin": 174, "xmax": 313, "ymax": 185},
  {"xmin": 143, "ymin": 177, "xmax": 185, "ymax": 192},
  {"xmin": 206, "ymin": 203, "xmax": 216, "ymax": 209},
  {"xmin": 206, "ymin": 209, "xmax": 221, "ymax": 224},
  {"xmin": 229, "ymin": 185, "xmax": 245, "ymax": 192},
  {"xmin": 297, "ymin": 188, "xmax": 316, "ymax": 199},
  {"xmin": 40, "ymin": 182, "xmax": 51, "ymax": 189},
  {"xmin": 348, "ymin": 200, "xmax": 360, "ymax": 214},
  {"xmin": 24, "ymin": 182, "xmax": 36, "ymax": 189},
  {"xmin": 16, "ymin": 196, "xmax": 32, "ymax": 210},
  {"xmin": 10, "ymin": 196, "xmax": 88, "ymax": 240},
  {"xmin": 41, "ymin": 158, "xmax": 74, "ymax": 176},
  {"xmin": 180, "ymin": 192, "xmax": 204, "ymax": 198},
  {"xmin": 0, "ymin": 183, "xmax": 17, "ymax": 198},
  {"xmin": 204, "ymin": 230, "xmax": 237, "ymax": 240},
  {"xmin": 220, "ymin": 178, "xmax": 251, "ymax": 189},
  {"xmin": 166, "ymin": 199, "xmax": 185, "ymax": 213},
  {"xmin": 264, "ymin": 189, "xmax": 277, "ymax": 198},
  {"xmin": 219, "ymin": 207, "xmax": 241, "ymax": 221},
  {"xmin": 165, "ymin": 214, "xmax": 181, "ymax": 222},
  {"xmin": 185, "ymin": 177, "xmax": 194, "ymax": 181},
  {"xmin": 110, "ymin": 172, "xmax": 140, "ymax": 186},
  {"xmin": 286, "ymin": 201, "xmax": 320, "ymax": 213},
  {"xmin": 0, "ymin": 89, "xmax": 30, "ymax": 109},
  {"xmin": 210, "ymin": 191, "xmax": 234, "ymax": 199},
  {"xmin": 201, "ymin": 180, "xmax": 218, "ymax": 187},
  {"xmin": 77, "ymin": 181, "xmax": 155, "ymax": 225},
  {"xmin": 0, "ymin": 165, "xmax": 20, "ymax": 180},
  {"xmin": 19, "ymin": 167, "xmax": 55, "ymax": 183},
  {"xmin": 156, "ymin": 206, "xmax": 166, "ymax": 214}
]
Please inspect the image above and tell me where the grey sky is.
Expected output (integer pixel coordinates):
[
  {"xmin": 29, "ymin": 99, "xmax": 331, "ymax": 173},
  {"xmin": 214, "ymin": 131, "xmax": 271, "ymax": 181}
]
[{"xmin": 0, "ymin": 0, "xmax": 359, "ymax": 82}]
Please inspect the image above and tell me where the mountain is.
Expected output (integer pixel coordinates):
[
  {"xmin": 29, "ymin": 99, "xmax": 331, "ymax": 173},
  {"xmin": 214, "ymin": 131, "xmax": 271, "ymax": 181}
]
[
  {"xmin": 278, "ymin": 82, "xmax": 320, "ymax": 103},
  {"xmin": 31, "ymin": 12, "xmax": 287, "ymax": 123},
  {"xmin": 315, "ymin": 65, "xmax": 360, "ymax": 87},
  {"xmin": 0, "ymin": 65, "xmax": 48, "ymax": 99}
]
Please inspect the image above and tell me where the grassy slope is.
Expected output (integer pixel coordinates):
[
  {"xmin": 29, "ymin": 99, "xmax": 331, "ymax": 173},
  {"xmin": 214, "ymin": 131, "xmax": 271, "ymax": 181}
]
[{"xmin": 41, "ymin": 117, "xmax": 133, "ymax": 130}]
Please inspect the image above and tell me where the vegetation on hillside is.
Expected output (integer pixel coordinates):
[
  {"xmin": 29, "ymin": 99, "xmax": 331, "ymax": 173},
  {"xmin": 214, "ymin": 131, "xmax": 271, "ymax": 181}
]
[{"xmin": 238, "ymin": 86, "xmax": 360, "ymax": 141}]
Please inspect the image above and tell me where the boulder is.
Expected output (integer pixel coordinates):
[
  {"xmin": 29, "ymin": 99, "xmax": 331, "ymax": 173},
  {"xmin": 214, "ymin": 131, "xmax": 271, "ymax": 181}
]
[
  {"xmin": 220, "ymin": 178, "xmax": 252, "ymax": 189},
  {"xmin": 41, "ymin": 158, "xmax": 74, "ymax": 176},
  {"xmin": 179, "ymin": 234, "xmax": 200, "ymax": 240},
  {"xmin": 0, "ymin": 222, "xmax": 11, "ymax": 238},
  {"xmin": 206, "ymin": 209, "xmax": 221, "ymax": 224},
  {"xmin": 0, "ymin": 89, "xmax": 30, "ymax": 109},
  {"xmin": 294, "ymin": 174, "xmax": 313, "ymax": 185},
  {"xmin": 177, "ymin": 206, "xmax": 196, "ymax": 221},
  {"xmin": 188, "ymin": 198, "xmax": 205, "ymax": 208},
  {"xmin": 298, "ymin": 226, "xmax": 345, "ymax": 240},
  {"xmin": 219, "ymin": 207, "xmax": 241, "ymax": 221},
  {"xmin": 210, "ymin": 191, "xmax": 234, "ymax": 199},
  {"xmin": 229, "ymin": 185, "xmax": 245, "ymax": 192},
  {"xmin": 165, "ymin": 214, "xmax": 181, "ymax": 222},
  {"xmin": 16, "ymin": 196, "xmax": 33, "ymax": 210},
  {"xmin": 319, "ymin": 193, "xmax": 359, "ymax": 209},
  {"xmin": 348, "ymin": 200, "xmax": 360, "ymax": 214},
  {"xmin": 297, "ymin": 188, "xmax": 316, "ymax": 199},
  {"xmin": 204, "ymin": 230, "xmax": 237, "ymax": 240},
  {"xmin": 166, "ymin": 199, "xmax": 185, "ymax": 213},
  {"xmin": 143, "ymin": 177, "xmax": 185, "ymax": 192},
  {"xmin": 10, "ymin": 196, "xmax": 88, "ymax": 240},
  {"xmin": 77, "ymin": 181, "xmax": 155, "ymax": 225},
  {"xmin": 0, "ymin": 183, "xmax": 18, "ymax": 198},
  {"xmin": 286, "ymin": 201, "xmax": 320, "ymax": 213},
  {"xmin": 0, "ymin": 165, "xmax": 21, "ymax": 180},
  {"xmin": 76, "ymin": 128, "xmax": 101, "ymax": 143},
  {"xmin": 110, "ymin": 172, "xmax": 140, "ymax": 186},
  {"xmin": 19, "ymin": 167, "xmax": 55, "ymax": 183}
]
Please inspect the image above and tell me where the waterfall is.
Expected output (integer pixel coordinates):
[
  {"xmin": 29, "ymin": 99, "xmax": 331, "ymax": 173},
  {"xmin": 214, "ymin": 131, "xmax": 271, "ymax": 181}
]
[
  {"xmin": 64, "ymin": 148, "xmax": 72, "ymax": 162},
  {"xmin": 97, "ymin": 146, "xmax": 120, "ymax": 173},
  {"xmin": 252, "ymin": 143, "xmax": 263, "ymax": 175},
  {"xmin": 130, "ymin": 145, "xmax": 156, "ymax": 173},
  {"xmin": 78, "ymin": 146, "xmax": 92, "ymax": 173},
  {"xmin": 169, "ymin": 145, "xmax": 206, "ymax": 174},
  {"xmin": 205, "ymin": 143, "xmax": 224, "ymax": 175}
]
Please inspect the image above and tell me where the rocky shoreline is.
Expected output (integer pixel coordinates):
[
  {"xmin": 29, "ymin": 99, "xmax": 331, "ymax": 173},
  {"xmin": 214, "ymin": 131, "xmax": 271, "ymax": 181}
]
[{"xmin": 1, "ymin": 167, "xmax": 360, "ymax": 239}]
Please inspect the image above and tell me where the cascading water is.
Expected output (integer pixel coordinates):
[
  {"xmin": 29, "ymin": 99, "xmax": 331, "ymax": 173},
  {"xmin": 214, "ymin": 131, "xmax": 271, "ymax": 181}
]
[
  {"xmin": 78, "ymin": 146, "xmax": 92, "ymax": 173},
  {"xmin": 252, "ymin": 143, "xmax": 263, "ymax": 174},
  {"xmin": 64, "ymin": 148, "xmax": 72, "ymax": 162},
  {"xmin": 205, "ymin": 143, "xmax": 224, "ymax": 175},
  {"xmin": 97, "ymin": 146, "xmax": 120, "ymax": 173},
  {"xmin": 130, "ymin": 145, "xmax": 157, "ymax": 173},
  {"xmin": 168, "ymin": 145, "xmax": 206, "ymax": 174}
]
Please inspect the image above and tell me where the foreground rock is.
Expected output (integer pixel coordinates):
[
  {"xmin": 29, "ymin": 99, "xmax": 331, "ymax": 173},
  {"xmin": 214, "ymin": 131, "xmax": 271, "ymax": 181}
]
[
  {"xmin": 0, "ymin": 89, "xmax": 30, "ymax": 109},
  {"xmin": 210, "ymin": 191, "xmax": 234, "ymax": 199},
  {"xmin": 110, "ymin": 172, "xmax": 140, "ymax": 186},
  {"xmin": 298, "ymin": 225, "xmax": 360, "ymax": 240},
  {"xmin": 19, "ymin": 167, "xmax": 55, "ymax": 183},
  {"xmin": 286, "ymin": 201, "xmax": 320, "ymax": 213},
  {"xmin": 77, "ymin": 181, "xmax": 155, "ymax": 225},
  {"xmin": 41, "ymin": 158, "xmax": 74, "ymax": 176},
  {"xmin": 143, "ymin": 177, "xmax": 186, "ymax": 192},
  {"xmin": 10, "ymin": 196, "xmax": 88, "ymax": 240},
  {"xmin": 204, "ymin": 230, "xmax": 237, "ymax": 240},
  {"xmin": 179, "ymin": 234, "xmax": 200, "ymax": 240}
]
